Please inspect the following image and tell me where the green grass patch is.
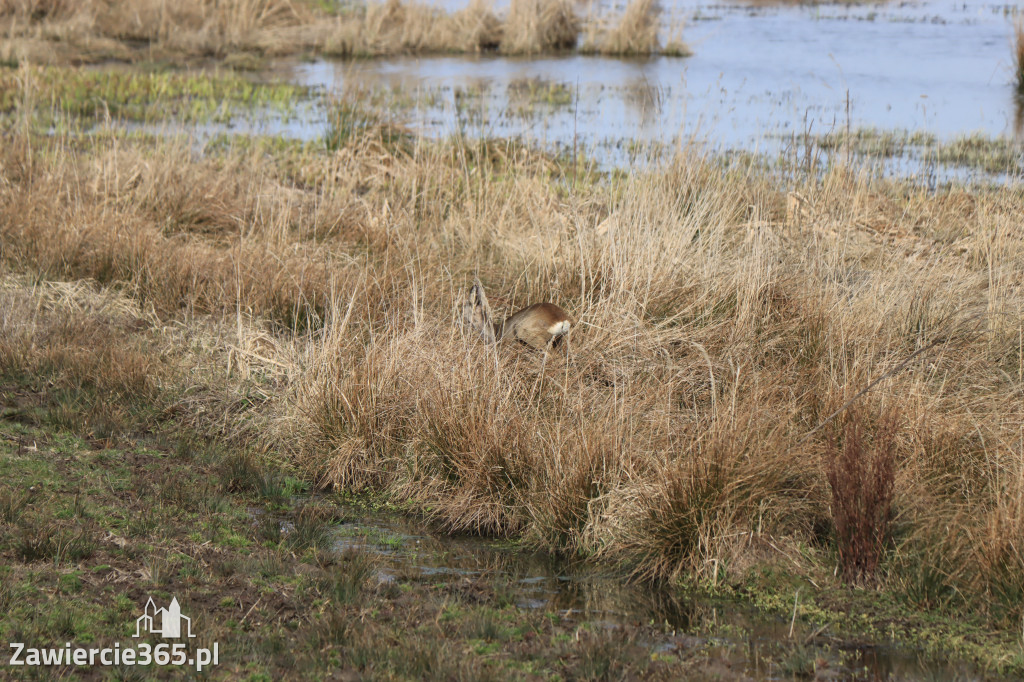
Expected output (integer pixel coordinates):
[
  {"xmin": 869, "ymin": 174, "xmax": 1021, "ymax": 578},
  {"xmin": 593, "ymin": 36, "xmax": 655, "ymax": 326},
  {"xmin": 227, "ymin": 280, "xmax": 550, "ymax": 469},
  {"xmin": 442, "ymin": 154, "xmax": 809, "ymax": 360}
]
[{"xmin": 0, "ymin": 65, "xmax": 310, "ymax": 126}]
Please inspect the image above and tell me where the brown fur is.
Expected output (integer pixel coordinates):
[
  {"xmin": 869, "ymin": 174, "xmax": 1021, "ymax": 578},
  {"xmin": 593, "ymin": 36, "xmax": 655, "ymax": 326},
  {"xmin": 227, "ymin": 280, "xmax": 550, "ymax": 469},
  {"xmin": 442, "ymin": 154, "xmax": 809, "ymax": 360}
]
[
  {"xmin": 463, "ymin": 281, "xmax": 572, "ymax": 349},
  {"xmin": 496, "ymin": 302, "xmax": 572, "ymax": 349}
]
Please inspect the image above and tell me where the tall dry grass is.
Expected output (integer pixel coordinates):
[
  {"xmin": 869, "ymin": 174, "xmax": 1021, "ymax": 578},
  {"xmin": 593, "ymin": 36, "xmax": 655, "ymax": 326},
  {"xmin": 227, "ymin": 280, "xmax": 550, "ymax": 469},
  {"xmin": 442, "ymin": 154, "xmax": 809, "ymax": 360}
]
[
  {"xmin": 501, "ymin": 0, "xmax": 579, "ymax": 54},
  {"xmin": 327, "ymin": 0, "xmax": 502, "ymax": 56},
  {"xmin": 0, "ymin": 0, "xmax": 684, "ymax": 60},
  {"xmin": 1, "ymin": 112, "xmax": 1023, "ymax": 623},
  {"xmin": 288, "ymin": 150, "xmax": 1023, "ymax": 616},
  {"xmin": 1, "ymin": 0, "xmax": 317, "ymax": 58},
  {"xmin": 584, "ymin": 0, "xmax": 659, "ymax": 56}
]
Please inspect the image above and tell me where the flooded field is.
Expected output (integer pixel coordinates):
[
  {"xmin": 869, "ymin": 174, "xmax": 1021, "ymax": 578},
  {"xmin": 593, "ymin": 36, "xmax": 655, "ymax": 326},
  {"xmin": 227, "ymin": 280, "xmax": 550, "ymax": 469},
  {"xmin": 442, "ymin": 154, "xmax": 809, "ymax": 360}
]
[{"xmin": 209, "ymin": 0, "xmax": 1024, "ymax": 177}]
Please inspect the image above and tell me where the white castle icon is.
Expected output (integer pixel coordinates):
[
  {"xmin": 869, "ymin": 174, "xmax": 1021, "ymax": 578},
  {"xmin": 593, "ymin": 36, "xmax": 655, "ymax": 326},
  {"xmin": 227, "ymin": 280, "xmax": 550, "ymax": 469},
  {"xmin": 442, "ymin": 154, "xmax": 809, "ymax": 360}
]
[{"xmin": 134, "ymin": 597, "xmax": 195, "ymax": 638}]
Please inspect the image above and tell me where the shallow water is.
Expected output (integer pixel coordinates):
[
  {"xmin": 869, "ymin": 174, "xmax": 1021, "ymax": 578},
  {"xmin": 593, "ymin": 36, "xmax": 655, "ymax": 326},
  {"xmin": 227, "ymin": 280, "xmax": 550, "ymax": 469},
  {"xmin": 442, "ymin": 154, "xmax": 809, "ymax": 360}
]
[
  {"xmin": 239, "ymin": 0, "xmax": 1023, "ymax": 178},
  {"xmin": 118, "ymin": 1, "xmax": 1024, "ymax": 180},
  {"xmin": 319, "ymin": 507, "xmax": 986, "ymax": 681}
]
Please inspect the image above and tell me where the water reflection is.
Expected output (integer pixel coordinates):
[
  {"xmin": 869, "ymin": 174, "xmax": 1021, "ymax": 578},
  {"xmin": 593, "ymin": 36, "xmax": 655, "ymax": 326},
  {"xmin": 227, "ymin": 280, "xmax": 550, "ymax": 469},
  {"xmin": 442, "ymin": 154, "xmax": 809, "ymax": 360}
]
[
  {"xmin": 621, "ymin": 75, "xmax": 664, "ymax": 122},
  {"xmin": 325, "ymin": 508, "xmax": 985, "ymax": 681},
  {"xmin": 126, "ymin": 0, "xmax": 1024, "ymax": 181},
  {"xmin": 277, "ymin": 2, "xmax": 1018, "ymax": 177}
]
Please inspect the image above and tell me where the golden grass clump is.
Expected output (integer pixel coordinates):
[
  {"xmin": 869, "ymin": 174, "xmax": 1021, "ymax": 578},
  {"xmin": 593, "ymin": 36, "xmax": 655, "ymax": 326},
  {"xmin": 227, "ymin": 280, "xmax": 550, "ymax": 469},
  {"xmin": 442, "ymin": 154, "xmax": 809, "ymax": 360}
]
[
  {"xmin": 291, "ymin": 147, "xmax": 1023, "ymax": 604},
  {"xmin": 0, "ymin": 270, "xmax": 295, "ymax": 447},
  {"xmin": 0, "ymin": 0, "xmax": 316, "ymax": 60},
  {"xmin": 340, "ymin": 0, "xmax": 501, "ymax": 56},
  {"xmin": 500, "ymin": 0, "xmax": 579, "ymax": 54},
  {"xmin": 0, "ymin": 134, "xmax": 361, "ymax": 330},
  {"xmin": 453, "ymin": 0, "xmax": 502, "ymax": 52},
  {"xmin": 581, "ymin": 0, "xmax": 690, "ymax": 57},
  {"xmin": 586, "ymin": 0, "xmax": 660, "ymax": 56},
  {"xmin": 99, "ymin": 0, "xmax": 310, "ymax": 48},
  {"xmin": 1, "ymin": 103, "xmax": 1023, "ymax": 625},
  {"xmin": 309, "ymin": 0, "xmax": 570, "ymax": 58}
]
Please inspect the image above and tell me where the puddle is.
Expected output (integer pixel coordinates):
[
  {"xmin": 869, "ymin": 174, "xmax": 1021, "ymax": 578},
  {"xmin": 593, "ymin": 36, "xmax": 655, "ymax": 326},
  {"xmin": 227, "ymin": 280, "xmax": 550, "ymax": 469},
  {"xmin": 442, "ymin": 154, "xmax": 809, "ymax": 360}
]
[{"xmin": 316, "ymin": 506, "xmax": 987, "ymax": 681}]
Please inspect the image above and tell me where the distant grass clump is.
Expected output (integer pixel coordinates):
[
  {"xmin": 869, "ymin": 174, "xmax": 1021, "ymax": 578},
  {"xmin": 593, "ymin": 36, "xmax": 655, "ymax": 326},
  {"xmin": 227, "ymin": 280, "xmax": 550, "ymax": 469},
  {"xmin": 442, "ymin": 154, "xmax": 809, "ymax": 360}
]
[
  {"xmin": 814, "ymin": 127, "xmax": 937, "ymax": 158},
  {"xmin": 501, "ymin": 0, "xmax": 579, "ymax": 54},
  {"xmin": 933, "ymin": 132, "xmax": 1023, "ymax": 174},
  {"xmin": 582, "ymin": 0, "xmax": 690, "ymax": 57},
  {"xmin": 810, "ymin": 126, "xmax": 1023, "ymax": 175},
  {"xmin": 584, "ymin": 0, "xmax": 659, "ymax": 56},
  {"xmin": 324, "ymin": 99, "xmax": 413, "ymax": 154},
  {"xmin": 0, "ymin": 0, "xmax": 316, "ymax": 62}
]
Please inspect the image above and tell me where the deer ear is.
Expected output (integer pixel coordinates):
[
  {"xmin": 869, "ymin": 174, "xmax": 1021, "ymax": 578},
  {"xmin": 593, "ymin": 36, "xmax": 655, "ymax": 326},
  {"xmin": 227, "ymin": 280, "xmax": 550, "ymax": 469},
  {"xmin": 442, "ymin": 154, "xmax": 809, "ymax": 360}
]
[
  {"xmin": 471, "ymin": 279, "xmax": 486, "ymax": 303},
  {"xmin": 462, "ymin": 280, "xmax": 496, "ymax": 343},
  {"xmin": 461, "ymin": 293, "xmax": 480, "ymax": 327}
]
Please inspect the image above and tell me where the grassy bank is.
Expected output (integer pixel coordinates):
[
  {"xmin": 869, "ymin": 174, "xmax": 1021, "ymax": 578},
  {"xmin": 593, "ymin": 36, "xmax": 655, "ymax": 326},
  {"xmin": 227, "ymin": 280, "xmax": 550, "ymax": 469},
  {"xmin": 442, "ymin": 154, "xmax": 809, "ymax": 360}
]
[
  {"xmin": 0, "ymin": 64, "xmax": 1023, "ymax": 674},
  {"xmin": 0, "ymin": 276, "xmax": 1013, "ymax": 679},
  {"xmin": 0, "ymin": 0, "xmax": 689, "ymax": 64},
  {"xmin": 0, "ymin": 276, "xmax": 747, "ymax": 680}
]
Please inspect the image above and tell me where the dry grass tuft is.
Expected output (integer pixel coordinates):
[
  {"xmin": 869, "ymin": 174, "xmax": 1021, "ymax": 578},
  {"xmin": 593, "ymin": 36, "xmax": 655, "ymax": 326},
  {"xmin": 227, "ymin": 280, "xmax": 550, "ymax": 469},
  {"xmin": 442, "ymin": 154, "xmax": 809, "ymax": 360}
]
[
  {"xmin": 0, "ymin": 271, "xmax": 294, "ymax": 446},
  {"xmin": 0, "ymin": 276, "xmax": 160, "ymax": 442},
  {"xmin": 454, "ymin": 0, "xmax": 502, "ymax": 52},
  {"xmin": 322, "ymin": 0, "xmax": 577, "ymax": 58},
  {"xmin": 581, "ymin": 0, "xmax": 689, "ymax": 56},
  {"xmin": 1, "ymin": 0, "xmax": 315, "ymax": 58},
  {"xmin": 500, "ymin": 0, "xmax": 579, "ymax": 54},
  {"xmin": 586, "ymin": 0, "xmax": 660, "ymax": 56}
]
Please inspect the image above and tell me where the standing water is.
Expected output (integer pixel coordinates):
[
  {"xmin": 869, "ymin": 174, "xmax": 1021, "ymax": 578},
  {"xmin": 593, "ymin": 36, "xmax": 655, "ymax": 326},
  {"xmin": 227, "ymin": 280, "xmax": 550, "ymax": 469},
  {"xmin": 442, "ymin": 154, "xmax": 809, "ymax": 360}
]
[
  {"xmin": 303, "ymin": 505, "xmax": 992, "ymax": 681},
  {"xmin": 249, "ymin": 0, "xmax": 1024, "ymax": 177}
]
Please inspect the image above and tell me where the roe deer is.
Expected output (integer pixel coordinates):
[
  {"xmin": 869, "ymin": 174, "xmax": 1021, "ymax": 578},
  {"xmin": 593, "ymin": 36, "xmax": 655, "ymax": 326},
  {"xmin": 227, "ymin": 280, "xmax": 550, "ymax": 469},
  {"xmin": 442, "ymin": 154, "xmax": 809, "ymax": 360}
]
[{"xmin": 462, "ymin": 280, "xmax": 572, "ymax": 350}]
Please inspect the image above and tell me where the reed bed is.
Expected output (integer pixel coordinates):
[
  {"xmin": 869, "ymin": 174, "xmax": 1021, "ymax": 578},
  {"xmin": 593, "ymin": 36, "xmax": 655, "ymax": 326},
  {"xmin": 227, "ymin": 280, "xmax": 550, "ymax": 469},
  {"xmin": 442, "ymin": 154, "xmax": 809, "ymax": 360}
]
[
  {"xmin": 1, "ymin": 111, "xmax": 1022, "ymax": 628},
  {"xmin": 0, "ymin": 0, "xmax": 317, "ymax": 59},
  {"xmin": 0, "ymin": 0, "xmax": 682, "ymax": 61}
]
